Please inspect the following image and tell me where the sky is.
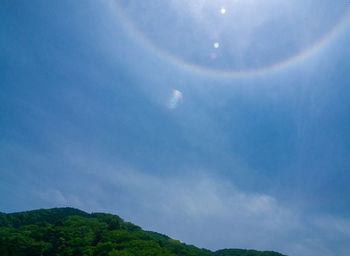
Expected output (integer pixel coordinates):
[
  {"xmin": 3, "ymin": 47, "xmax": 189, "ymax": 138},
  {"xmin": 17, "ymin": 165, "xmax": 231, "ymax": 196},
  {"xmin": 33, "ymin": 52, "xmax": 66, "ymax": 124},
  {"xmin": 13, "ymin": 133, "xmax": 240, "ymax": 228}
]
[{"xmin": 1, "ymin": 0, "xmax": 350, "ymax": 255}]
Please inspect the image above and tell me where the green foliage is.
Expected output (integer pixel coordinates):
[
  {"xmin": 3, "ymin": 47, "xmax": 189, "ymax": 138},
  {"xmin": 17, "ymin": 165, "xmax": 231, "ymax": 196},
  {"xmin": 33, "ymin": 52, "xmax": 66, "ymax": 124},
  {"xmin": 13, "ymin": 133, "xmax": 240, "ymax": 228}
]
[
  {"xmin": 0, "ymin": 212, "xmax": 10, "ymax": 227},
  {"xmin": 0, "ymin": 208, "xmax": 89, "ymax": 228},
  {"xmin": 0, "ymin": 208, "xmax": 287, "ymax": 256},
  {"xmin": 215, "ymin": 249, "xmax": 286, "ymax": 256}
]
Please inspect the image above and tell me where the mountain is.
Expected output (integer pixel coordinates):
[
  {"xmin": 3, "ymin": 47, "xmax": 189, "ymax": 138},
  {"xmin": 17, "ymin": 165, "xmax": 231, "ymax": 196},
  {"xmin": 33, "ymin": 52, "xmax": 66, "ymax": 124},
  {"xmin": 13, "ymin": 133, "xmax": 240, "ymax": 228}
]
[{"xmin": 0, "ymin": 207, "xmax": 287, "ymax": 256}]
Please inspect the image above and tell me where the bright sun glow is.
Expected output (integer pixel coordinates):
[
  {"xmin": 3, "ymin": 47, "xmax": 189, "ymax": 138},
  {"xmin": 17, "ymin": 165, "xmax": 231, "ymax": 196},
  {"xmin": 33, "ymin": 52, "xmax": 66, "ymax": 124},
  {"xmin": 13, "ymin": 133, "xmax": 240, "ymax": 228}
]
[{"xmin": 116, "ymin": 0, "xmax": 349, "ymax": 73}]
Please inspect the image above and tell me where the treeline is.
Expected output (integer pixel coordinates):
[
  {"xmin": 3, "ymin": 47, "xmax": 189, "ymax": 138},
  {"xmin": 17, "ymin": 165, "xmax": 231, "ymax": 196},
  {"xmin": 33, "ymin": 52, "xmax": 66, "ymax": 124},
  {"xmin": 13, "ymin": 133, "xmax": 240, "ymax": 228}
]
[{"xmin": 0, "ymin": 208, "xmax": 286, "ymax": 256}]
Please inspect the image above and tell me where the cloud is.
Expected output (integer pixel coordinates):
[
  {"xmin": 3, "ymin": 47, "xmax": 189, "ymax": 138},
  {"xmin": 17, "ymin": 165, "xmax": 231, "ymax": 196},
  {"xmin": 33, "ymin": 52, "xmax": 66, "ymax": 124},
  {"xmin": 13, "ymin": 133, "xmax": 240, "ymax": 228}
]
[
  {"xmin": 38, "ymin": 189, "xmax": 68, "ymax": 205},
  {"xmin": 114, "ymin": 0, "xmax": 348, "ymax": 71},
  {"xmin": 7, "ymin": 141, "xmax": 349, "ymax": 256},
  {"xmin": 95, "ymin": 168, "xmax": 299, "ymax": 252},
  {"xmin": 34, "ymin": 151, "xmax": 346, "ymax": 256}
]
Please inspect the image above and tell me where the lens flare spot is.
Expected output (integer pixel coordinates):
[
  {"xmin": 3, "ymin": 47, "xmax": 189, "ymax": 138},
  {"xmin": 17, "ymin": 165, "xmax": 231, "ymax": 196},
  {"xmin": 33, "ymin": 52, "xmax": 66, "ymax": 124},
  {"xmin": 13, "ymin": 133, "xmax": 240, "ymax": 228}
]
[{"xmin": 168, "ymin": 89, "xmax": 183, "ymax": 109}]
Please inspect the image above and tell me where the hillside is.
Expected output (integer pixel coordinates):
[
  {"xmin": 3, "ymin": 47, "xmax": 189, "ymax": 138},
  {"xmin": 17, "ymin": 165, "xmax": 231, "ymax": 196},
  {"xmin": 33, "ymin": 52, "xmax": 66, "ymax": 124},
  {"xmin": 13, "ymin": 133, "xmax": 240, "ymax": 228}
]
[{"xmin": 0, "ymin": 208, "xmax": 286, "ymax": 256}]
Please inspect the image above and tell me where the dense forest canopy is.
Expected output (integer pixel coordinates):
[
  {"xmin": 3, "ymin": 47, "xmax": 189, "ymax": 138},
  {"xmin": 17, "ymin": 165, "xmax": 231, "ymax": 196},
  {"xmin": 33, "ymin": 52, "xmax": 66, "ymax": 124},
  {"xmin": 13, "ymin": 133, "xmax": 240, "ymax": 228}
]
[{"xmin": 0, "ymin": 208, "xmax": 286, "ymax": 256}]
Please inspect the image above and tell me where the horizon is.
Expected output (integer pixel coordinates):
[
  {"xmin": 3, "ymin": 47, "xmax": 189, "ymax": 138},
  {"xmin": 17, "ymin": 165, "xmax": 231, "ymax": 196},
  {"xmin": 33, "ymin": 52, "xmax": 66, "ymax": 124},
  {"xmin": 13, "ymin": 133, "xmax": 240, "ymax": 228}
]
[{"xmin": 0, "ymin": 207, "xmax": 286, "ymax": 255}]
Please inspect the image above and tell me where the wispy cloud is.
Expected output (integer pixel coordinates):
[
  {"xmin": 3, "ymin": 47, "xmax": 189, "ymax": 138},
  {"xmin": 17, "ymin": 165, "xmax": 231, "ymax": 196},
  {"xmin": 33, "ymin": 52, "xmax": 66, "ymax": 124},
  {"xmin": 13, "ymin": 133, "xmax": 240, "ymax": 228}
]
[{"xmin": 32, "ymin": 151, "xmax": 348, "ymax": 256}]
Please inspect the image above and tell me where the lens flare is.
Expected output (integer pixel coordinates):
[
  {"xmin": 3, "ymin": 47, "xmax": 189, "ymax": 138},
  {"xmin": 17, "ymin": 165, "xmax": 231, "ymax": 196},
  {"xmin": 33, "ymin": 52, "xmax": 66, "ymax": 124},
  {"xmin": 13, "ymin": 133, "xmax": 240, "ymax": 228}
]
[
  {"xmin": 112, "ymin": 1, "xmax": 350, "ymax": 77},
  {"xmin": 168, "ymin": 90, "xmax": 183, "ymax": 109}
]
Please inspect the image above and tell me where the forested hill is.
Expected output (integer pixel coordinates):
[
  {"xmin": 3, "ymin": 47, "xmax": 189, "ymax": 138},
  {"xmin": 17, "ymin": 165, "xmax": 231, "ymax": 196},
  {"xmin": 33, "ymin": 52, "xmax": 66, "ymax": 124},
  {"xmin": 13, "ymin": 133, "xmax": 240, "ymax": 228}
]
[{"xmin": 0, "ymin": 207, "xmax": 287, "ymax": 256}]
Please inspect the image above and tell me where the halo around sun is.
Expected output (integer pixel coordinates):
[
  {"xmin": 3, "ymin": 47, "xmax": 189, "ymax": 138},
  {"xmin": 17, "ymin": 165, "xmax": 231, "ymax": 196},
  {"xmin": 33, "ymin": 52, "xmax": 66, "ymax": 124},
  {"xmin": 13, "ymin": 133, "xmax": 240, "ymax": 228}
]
[{"xmin": 114, "ymin": 0, "xmax": 350, "ymax": 75}]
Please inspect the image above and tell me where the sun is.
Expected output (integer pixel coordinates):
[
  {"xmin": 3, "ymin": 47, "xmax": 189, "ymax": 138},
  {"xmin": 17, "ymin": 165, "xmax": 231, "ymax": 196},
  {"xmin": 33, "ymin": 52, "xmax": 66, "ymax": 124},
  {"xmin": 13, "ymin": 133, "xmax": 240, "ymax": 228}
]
[{"xmin": 115, "ymin": 0, "xmax": 350, "ymax": 74}]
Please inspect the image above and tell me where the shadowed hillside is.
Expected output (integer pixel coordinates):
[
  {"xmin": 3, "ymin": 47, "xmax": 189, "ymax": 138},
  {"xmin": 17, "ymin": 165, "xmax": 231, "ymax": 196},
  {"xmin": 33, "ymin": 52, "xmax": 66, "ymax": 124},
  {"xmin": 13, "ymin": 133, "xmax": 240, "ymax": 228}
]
[{"xmin": 0, "ymin": 208, "xmax": 287, "ymax": 256}]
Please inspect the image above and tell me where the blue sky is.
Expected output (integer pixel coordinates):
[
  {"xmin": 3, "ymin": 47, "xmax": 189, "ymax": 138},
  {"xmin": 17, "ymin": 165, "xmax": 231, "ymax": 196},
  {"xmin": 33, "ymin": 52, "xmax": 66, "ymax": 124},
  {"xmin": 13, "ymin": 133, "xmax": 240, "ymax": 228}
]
[{"xmin": 1, "ymin": 0, "xmax": 350, "ymax": 255}]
